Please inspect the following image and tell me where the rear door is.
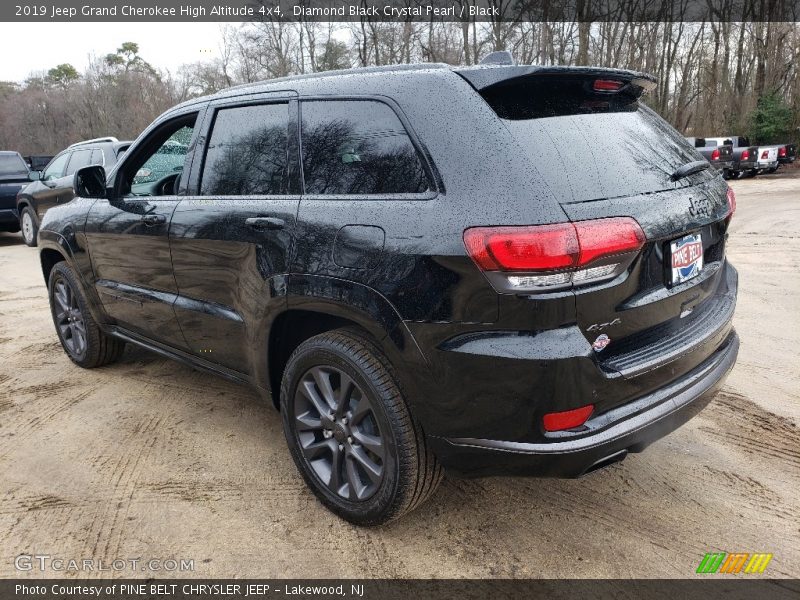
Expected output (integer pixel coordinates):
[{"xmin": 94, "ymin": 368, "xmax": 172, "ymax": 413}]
[
  {"xmin": 169, "ymin": 92, "xmax": 299, "ymax": 374},
  {"xmin": 32, "ymin": 151, "xmax": 71, "ymax": 219},
  {"xmin": 60, "ymin": 148, "xmax": 95, "ymax": 204}
]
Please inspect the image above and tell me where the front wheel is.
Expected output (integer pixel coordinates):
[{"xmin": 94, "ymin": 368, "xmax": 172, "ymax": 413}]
[
  {"xmin": 280, "ymin": 329, "xmax": 442, "ymax": 525},
  {"xmin": 20, "ymin": 207, "xmax": 38, "ymax": 247},
  {"xmin": 48, "ymin": 262, "xmax": 125, "ymax": 368}
]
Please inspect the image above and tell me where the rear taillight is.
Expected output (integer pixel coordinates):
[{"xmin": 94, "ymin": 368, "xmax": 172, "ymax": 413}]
[
  {"xmin": 710, "ymin": 148, "xmax": 720, "ymax": 161},
  {"xmin": 741, "ymin": 149, "xmax": 750, "ymax": 160},
  {"xmin": 726, "ymin": 186, "xmax": 736, "ymax": 219},
  {"xmin": 779, "ymin": 146, "xmax": 787, "ymax": 157},
  {"xmin": 543, "ymin": 405, "xmax": 594, "ymax": 432},
  {"xmin": 761, "ymin": 150, "xmax": 769, "ymax": 159},
  {"xmin": 593, "ymin": 79, "xmax": 623, "ymax": 92},
  {"xmin": 463, "ymin": 217, "xmax": 645, "ymax": 293}
]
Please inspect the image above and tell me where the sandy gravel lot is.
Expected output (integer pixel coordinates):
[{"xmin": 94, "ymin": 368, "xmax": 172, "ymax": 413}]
[{"xmin": 0, "ymin": 173, "xmax": 798, "ymax": 579}]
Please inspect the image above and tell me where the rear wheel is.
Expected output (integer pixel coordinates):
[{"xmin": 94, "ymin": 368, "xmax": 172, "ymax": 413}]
[
  {"xmin": 20, "ymin": 207, "xmax": 38, "ymax": 247},
  {"xmin": 48, "ymin": 262, "xmax": 125, "ymax": 368},
  {"xmin": 280, "ymin": 329, "xmax": 442, "ymax": 525}
]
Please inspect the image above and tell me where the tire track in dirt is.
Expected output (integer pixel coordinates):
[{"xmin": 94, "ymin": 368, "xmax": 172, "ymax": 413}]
[
  {"xmin": 699, "ymin": 390, "xmax": 800, "ymax": 470},
  {"xmin": 0, "ymin": 386, "xmax": 88, "ymax": 459},
  {"xmin": 83, "ymin": 411, "xmax": 168, "ymax": 568}
]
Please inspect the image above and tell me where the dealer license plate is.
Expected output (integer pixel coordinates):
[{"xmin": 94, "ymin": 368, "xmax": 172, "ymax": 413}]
[{"xmin": 670, "ymin": 233, "xmax": 704, "ymax": 285}]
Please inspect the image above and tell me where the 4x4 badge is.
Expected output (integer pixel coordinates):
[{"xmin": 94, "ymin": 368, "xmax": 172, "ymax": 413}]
[{"xmin": 592, "ymin": 334, "xmax": 611, "ymax": 352}]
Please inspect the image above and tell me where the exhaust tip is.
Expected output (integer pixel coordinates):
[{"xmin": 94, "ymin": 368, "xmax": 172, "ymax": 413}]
[{"xmin": 581, "ymin": 449, "xmax": 628, "ymax": 476}]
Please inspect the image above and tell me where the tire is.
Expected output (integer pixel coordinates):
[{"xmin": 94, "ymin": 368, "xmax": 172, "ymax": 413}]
[
  {"xmin": 48, "ymin": 262, "xmax": 125, "ymax": 368},
  {"xmin": 280, "ymin": 329, "xmax": 442, "ymax": 525},
  {"xmin": 20, "ymin": 207, "xmax": 38, "ymax": 247}
]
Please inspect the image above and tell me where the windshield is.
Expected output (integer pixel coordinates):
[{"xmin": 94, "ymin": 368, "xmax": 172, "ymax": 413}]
[{"xmin": 0, "ymin": 154, "xmax": 28, "ymax": 177}]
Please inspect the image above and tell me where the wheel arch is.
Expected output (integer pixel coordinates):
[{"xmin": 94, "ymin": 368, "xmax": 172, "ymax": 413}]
[
  {"xmin": 261, "ymin": 276, "xmax": 430, "ymax": 410},
  {"xmin": 40, "ymin": 247, "xmax": 67, "ymax": 284}
]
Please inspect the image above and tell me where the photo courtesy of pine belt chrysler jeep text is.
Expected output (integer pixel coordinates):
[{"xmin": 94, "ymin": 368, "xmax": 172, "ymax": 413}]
[{"xmin": 37, "ymin": 60, "xmax": 739, "ymax": 525}]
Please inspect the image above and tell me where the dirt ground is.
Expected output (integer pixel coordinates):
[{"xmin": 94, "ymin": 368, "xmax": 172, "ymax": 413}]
[{"xmin": 0, "ymin": 172, "xmax": 798, "ymax": 579}]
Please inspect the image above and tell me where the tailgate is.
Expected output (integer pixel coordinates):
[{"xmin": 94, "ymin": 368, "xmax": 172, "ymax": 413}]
[
  {"xmin": 717, "ymin": 145, "xmax": 733, "ymax": 161},
  {"xmin": 758, "ymin": 147, "xmax": 778, "ymax": 163},
  {"xmin": 561, "ymin": 180, "xmax": 731, "ymax": 379}
]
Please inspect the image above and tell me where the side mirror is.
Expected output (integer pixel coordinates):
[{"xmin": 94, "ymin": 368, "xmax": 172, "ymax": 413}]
[
  {"xmin": 74, "ymin": 165, "xmax": 107, "ymax": 199},
  {"xmin": 28, "ymin": 170, "xmax": 41, "ymax": 181}
]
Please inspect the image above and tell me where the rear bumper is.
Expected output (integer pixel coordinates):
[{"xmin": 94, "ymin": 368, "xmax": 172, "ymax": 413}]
[
  {"xmin": 733, "ymin": 160, "xmax": 757, "ymax": 171},
  {"xmin": 432, "ymin": 330, "xmax": 738, "ymax": 477},
  {"xmin": 710, "ymin": 159, "xmax": 734, "ymax": 171}
]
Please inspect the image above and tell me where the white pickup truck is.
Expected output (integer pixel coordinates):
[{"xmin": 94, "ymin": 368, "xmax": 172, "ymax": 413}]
[{"xmin": 754, "ymin": 146, "xmax": 780, "ymax": 173}]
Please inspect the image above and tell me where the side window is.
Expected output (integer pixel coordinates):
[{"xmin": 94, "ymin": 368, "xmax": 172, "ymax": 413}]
[
  {"xmin": 300, "ymin": 100, "xmax": 430, "ymax": 195},
  {"xmin": 43, "ymin": 152, "xmax": 70, "ymax": 180},
  {"xmin": 66, "ymin": 149, "xmax": 93, "ymax": 176},
  {"xmin": 121, "ymin": 115, "xmax": 196, "ymax": 197},
  {"xmin": 200, "ymin": 103, "xmax": 289, "ymax": 196},
  {"xmin": 90, "ymin": 148, "xmax": 104, "ymax": 165}
]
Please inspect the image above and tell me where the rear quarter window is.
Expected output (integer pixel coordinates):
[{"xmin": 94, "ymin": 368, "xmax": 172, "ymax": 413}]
[{"xmin": 300, "ymin": 99, "xmax": 430, "ymax": 195}]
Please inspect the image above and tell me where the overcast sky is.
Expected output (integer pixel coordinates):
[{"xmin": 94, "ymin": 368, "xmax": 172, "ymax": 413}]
[{"xmin": 0, "ymin": 23, "xmax": 229, "ymax": 82}]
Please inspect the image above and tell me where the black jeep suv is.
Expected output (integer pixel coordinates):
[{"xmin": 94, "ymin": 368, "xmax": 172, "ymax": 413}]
[
  {"xmin": 17, "ymin": 137, "xmax": 130, "ymax": 246},
  {"xmin": 38, "ymin": 63, "xmax": 739, "ymax": 525}
]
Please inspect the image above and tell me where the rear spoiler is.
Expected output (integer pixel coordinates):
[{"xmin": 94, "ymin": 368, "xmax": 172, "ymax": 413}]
[{"xmin": 455, "ymin": 65, "xmax": 657, "ymax": 98}]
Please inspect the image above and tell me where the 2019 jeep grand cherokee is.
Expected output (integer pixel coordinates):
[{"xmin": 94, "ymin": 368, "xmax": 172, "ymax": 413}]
[{"xmin": 38, "ymin": 63, "xmax": 738, "ymax": 525}]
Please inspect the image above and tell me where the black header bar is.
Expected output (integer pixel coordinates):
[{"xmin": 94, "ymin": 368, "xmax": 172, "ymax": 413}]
[{"xmin": 3, "ymin": 0, "xmax": 800, "ymax": 22}]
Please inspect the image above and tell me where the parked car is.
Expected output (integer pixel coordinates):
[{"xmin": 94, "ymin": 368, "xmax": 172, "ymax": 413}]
[
  {"xmin": 685, "ymin": 137, "xmax": 734, "ymax": 177},
  {"xmin": 16, "ymin": 137, "xmax": 131, "ymax": 246},
  {"xmin": 38, "ymin": 62, "xmax": 739, "ymax": 525},
  {"xmin": 777, "ymin": 143, "xmax": 797, "ymax": 165},
  {"xmin": 695, "ymin": 136, "xmax": 759, "ymax": 178},
  {"xmin": 0, "ymin": 151, "xmax": 35, "ymax": 235}
]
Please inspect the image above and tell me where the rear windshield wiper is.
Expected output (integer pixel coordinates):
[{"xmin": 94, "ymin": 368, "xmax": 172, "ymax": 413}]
[{"xmin": 671, "ymin": 160, "xmax": 709, "ymax": 182}]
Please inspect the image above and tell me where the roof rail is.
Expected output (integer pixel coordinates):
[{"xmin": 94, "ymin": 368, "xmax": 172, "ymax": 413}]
[{"xmin": 69, "ymin": 136, "xmax": 119, "ymax": 147}]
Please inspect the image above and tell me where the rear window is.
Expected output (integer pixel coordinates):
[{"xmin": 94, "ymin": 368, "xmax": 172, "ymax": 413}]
[
  {"xmin": 0, "ymin": 154, "xmax": 28, "ymax": 177},
  {"xmin": 482, "ymin": 79, "xmax": 712, "ymax": 202}
]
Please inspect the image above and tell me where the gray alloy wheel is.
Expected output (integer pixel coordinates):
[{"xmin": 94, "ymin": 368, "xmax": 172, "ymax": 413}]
[
  {"xmin": 293, "ymin": 365, "xmax": 386, "ymax": 501},
  {"xmin": 47, "ymin": 262, "xmax": 125, "ymax": 368},
  {"xmin": 20, "ymin": 208, "xmax": 37, "ymax": 247},
  {"xmin": 52, "ymin": 276, "xmax": 88, "ymax": 360},
  {"xmin": 280, "ymin": 329, "xmax": 442, "ymax": 525}
]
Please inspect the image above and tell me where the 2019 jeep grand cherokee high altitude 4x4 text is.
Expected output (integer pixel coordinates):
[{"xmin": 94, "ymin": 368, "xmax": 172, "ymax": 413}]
[{"xmin": 37, "ymin": 63, "xmax": 739, "ymax": 525}]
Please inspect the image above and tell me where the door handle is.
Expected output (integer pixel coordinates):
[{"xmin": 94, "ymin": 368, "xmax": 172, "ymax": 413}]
[
  {"xmin": 245, "ymin": 217, "xmax": 285, "ymax": 230},
  {"xmin": 141, "ymin": 213, "xmax": 166, "ymax": 225}
]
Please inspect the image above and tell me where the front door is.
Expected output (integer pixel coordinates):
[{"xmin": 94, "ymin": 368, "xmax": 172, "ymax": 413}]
[{"xmin": 84, "ymin": 111, "xmax": 201, "ymax": 349}]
